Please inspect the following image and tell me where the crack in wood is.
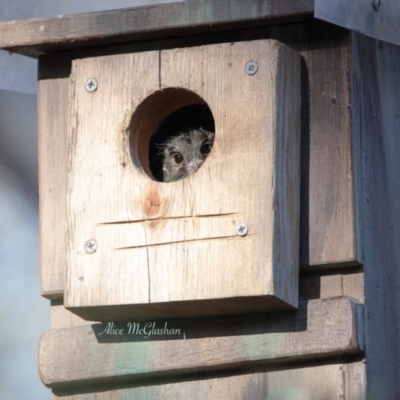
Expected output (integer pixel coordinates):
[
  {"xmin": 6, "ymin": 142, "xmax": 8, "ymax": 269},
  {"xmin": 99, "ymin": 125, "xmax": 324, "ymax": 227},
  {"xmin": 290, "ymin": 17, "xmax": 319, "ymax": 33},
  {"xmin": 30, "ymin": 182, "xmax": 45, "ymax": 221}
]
[
  {"xmin": 98, "ymin": 212, "xmax": 239, "ymax": 226},
  {"xmin": 115, "ymin": 233, "xmax": 253, "ymax": 250}
]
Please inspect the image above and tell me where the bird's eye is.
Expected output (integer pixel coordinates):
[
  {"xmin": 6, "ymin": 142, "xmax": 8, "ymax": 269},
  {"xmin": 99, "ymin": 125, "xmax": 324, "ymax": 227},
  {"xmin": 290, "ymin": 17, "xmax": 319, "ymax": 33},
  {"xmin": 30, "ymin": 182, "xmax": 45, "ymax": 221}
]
[
  {"xmin": 200, "ymin": 143, "xmax": 212, "ymax": 155},
  {"xmin": 173, "ymin": 153, "xmax": 184, "ymax": 164}
]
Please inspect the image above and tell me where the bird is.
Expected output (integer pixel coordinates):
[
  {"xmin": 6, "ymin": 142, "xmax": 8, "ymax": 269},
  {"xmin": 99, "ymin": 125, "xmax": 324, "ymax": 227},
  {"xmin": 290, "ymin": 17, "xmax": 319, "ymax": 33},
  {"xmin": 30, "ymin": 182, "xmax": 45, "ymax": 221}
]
[{"xmin": 149, "ymin": 104, "xmax": 215, "ymax": 183}]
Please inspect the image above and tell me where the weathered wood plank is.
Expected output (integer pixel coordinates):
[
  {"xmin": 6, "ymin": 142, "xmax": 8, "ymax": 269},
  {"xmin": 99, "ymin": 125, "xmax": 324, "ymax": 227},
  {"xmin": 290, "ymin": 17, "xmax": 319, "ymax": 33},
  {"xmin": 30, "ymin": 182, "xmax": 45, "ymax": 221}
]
[
  {"xmin": 65, "ymin": 39, "xmax": 301, "ymax": 321},
  {"xmin": 315, "ymin": 0, "xmax": 400, "ymax": 47},
  {"xmin": 300, "ymin": 274, "xmax": 342, "ymax": 301},
  {"xmin": 289, "ymin": 24, "xmax": 358, "ymax": 268},
  {"xmin": 351, "ymin": 33, "xmax": 400, "ymax": 400},
  {"xmin": 52, "ymin": 362, "xmax": 366, "ymax": 399},
  {"xmin": 342, "ymin": 271, "xmax": 364, "ymax": 303},
  {"xmin": 344, "ymin": 360, "xmax": 366, "ymax": 400},
  {"xmin": 300, "ymin": 270, "xmax": 364, "ymax": 303},
  {"xmin": 38, "ymin": 54, "xmax": 71, "ymax": 298},
  {"xmin": 0, "ymin": 0, "xmax": 314, "ymax": 58},
  {"xmin": 211, "ymin": 23, "xmax": 360, "ymax": 270},
  {"xmin": 40, "ymin": 297, "xmax": 364, "ymax": 388},
  {"xmin": 216, "ymin": 22, "xmax": 359, "ymax": 269},
  {"xmin": 52, "ymin": 270, "xmax": 365, "ymax": 329}
]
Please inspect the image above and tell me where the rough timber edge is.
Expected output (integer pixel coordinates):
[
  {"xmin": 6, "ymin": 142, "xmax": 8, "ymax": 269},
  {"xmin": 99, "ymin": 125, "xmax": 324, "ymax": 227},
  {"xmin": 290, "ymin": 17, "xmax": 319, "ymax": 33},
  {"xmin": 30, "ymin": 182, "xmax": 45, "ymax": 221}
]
[
  {"xmin": 0, "ymin": 0, "xmax": 313, "ymax": 58},
  {"xmin": 39, "ymin": 296, "xmax": 364, "ymax": 388}
]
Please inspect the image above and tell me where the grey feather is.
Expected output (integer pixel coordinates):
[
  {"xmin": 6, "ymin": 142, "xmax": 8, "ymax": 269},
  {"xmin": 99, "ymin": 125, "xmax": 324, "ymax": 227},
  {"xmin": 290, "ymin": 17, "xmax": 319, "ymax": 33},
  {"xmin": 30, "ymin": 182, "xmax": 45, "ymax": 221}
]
[{"xmin": 156, "ymin": 128, "xmax": 214, "ymax": 182}]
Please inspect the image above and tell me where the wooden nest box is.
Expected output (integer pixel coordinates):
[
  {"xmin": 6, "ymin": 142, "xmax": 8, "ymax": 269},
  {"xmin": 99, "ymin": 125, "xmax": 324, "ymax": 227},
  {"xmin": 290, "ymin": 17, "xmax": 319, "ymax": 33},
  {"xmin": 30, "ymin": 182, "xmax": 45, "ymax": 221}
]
[
  {"xmin": 66, "ymin": 40, "xmax": 301, "ymax": 321},
  {"xmin": 5, "ymin": 0, "xmax": 400, "ymax": 396}
]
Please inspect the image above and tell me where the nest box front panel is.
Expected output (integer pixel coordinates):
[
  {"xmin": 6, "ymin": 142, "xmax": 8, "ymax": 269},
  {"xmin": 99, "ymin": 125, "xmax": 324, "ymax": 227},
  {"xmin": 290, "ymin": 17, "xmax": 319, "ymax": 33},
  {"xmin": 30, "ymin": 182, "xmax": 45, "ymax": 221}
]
[{"xmin": 65, "ymin": 40, "xmax": 301, "ymax": 320}]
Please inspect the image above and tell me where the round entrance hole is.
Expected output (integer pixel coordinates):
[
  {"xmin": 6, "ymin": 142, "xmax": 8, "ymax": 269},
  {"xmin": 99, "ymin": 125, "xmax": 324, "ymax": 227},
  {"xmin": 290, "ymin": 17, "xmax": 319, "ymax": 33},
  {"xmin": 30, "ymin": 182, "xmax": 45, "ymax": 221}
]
[{"xmin": 129, "ymin": 88, "xmax": 215, "ymax": 182}]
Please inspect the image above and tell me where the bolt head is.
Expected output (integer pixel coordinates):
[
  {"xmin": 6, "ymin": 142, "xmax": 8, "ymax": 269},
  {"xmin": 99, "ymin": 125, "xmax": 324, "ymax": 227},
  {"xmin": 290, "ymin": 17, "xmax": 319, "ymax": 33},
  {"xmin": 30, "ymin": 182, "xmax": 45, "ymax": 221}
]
[
  {"xmin": 84, "ymin": 239, "xmax": 97, "ymax": 254},
  {"xmin": 236, "ymin": 223, "xmax": 249, "ymax": 237},
  {"xmin": 245, "ymin": 61, "xmax": 258, "ymax": 75},
  {"xmin": 85, "ymin": 78, "xmax": 98, "ymax": 92}
]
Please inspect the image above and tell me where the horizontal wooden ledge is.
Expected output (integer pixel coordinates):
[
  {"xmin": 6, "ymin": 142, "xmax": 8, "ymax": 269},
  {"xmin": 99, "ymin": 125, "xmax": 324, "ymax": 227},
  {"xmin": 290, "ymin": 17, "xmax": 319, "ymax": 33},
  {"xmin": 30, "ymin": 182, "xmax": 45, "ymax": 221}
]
[
  {"xmin": 40, "ymin": 296, "xmax": 364, "ymax": 389},
  {"xmin": 0, "ymin": 0, "xmax": 314, "ymax": 58},
  {"xmin": 52, "ymin": 361, "xmax": 366, "ymax": 399}
]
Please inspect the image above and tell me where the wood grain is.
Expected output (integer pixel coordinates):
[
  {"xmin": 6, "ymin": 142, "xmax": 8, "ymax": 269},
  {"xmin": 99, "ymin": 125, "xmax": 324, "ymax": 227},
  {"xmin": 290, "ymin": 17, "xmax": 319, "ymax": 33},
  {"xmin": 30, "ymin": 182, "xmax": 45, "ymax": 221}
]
[
  {"xmin": 315, "ymin": 0, "xmax": 400, "ymax": 47},
  {"xmin": 161, "ymin": 22, "xmax": 360, "ymax": 270},
  {"xmin": 209, "ymin": 22, "xmax": 359, "ymax": 269},
  {"xmin": 300, "ymin": 270, "xmax": 364, "ymax": 303},
  {"xmin": 288, "ymin": 23, "xmax": 358, "ymax": 268},
  {"xmin": 50, "ymin": 299, "xmax": 94, "ymax": 330},
  {"xmin": 190, "ymin": 23, "xmax": 360, "ymax": 270},
  {"xmin": 65, "ymin": 40, "xmax": 301, "ymax": 321},
  {"xmin": 0, "ymin": 0, "xmax": 313, "ymax": 58},
  {"xmin": 38, "ymin": 54, "xmax": 71, "ymax": 298},
  {"xmin": 51, "ymin": 269, "xmax": 364, "ymax": 329},
  {"xmin": 52, "ymin": 362, "xmax": 365, "ymax": 399},
  {"xmin": 38, "ymin": 23, "xmax": 362, "ymax": 300},
  {"xmin": 40, "ymin": 297, "xmax": 364, "ymax": 388},
  {"xmin": 351, "ymin": 33, "xmax": 400, "ymax": 400},
  {"xmin": 344, "ymin": 360, "xmax": 366, "ymax": 400}
]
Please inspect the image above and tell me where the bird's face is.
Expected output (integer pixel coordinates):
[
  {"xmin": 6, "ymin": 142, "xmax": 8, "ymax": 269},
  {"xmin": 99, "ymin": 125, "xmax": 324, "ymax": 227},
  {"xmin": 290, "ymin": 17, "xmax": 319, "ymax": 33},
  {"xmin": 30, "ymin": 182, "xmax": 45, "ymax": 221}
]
[{"xmin": 161, "ymin": 128, "xmax": 214, "ymax": 182}]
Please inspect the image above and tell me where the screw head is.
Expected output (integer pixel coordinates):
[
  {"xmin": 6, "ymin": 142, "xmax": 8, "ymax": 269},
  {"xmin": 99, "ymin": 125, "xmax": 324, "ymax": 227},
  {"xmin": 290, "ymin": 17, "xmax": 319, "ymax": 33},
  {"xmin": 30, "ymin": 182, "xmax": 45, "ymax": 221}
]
[
  {"xmin": 373, "ymin": 0, "xmax": 382, "ymax": 10},
  {"xmin": 84, "ymin": 239, "xmax": 97, "ymax": 254},
  {"xmin": 245, "ymin": 61, "xmax": 258, "ymax": 75},
  {"xmin": 85, "ymin": 78, "xmax": 98, "ymax": 92},
  {"xmin": 236, "ymin": 223, "xmax": 249, "ymax": 237}
]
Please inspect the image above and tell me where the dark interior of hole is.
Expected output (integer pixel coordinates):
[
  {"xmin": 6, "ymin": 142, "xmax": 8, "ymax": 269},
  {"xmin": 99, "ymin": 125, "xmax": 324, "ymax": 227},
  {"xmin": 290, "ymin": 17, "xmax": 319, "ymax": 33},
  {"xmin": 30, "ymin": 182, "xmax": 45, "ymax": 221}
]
[{"xmin": 149, "ymin": 104, "xmax": 215, "ymax": 182}]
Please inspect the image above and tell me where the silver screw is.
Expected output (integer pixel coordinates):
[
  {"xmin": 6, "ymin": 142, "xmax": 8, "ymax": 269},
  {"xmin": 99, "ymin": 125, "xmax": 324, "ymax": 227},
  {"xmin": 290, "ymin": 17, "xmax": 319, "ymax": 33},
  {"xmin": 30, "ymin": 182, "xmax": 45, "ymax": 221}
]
[
  {"xmin": 245, "ymin": 62, "xmax": 258, "ymax": 75},
  {"xmin": 84, "ymin": 239, "xmax": 97, "ymax": 254},
  {"xmin": 373, "ymin": 0, "xmax": 382, "ymax": 10},
  {"xmin": 85, "ymin": 78, "xmax": 98, "ymax": 92},
  {"xmin": 236, "ymin": 223, "xmax": 249, "ymax": 237}
]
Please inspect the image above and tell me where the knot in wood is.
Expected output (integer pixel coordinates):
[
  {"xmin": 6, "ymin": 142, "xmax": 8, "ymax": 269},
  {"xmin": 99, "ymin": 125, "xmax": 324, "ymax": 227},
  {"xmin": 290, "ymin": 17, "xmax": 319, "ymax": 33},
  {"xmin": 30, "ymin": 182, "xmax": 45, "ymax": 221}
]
[{"xmin": 143, "ymin": 183, "xmax": 162, "ymax": 218}]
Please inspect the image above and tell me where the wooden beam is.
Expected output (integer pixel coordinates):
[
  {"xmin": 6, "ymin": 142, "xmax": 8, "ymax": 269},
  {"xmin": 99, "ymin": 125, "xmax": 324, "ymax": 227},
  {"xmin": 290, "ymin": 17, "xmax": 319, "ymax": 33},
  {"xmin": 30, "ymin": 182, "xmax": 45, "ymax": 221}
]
[
  {"xmin": 351, "ymin": 33, "xmax": 400, "ymax": 400},
  {"xmin": 315, "ymin": 0, "xmax": 400, "ymax": 47},
  {"xmin": 0, "ymin": 0, "xmax": 314, "ymax": 58},
  {"xmin": 38, "ymin": 54, "xmax": 71, "ymax": 298},
  {"xmin": 49, "ymin": 270, "xmax": 364, "ymax": 330},
  {"xmin": 52, "ymin": 362, "xmax": 366, "ymax": 399},
  {"xmin": 39, "ymin": 297, "xmax": 364, "ymax": 388}
]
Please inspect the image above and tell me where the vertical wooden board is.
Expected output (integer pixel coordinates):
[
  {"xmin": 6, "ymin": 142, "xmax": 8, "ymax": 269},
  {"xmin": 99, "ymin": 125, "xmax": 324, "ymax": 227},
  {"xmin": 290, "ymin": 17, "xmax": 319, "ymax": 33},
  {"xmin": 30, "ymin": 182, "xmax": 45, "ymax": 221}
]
[
  {"xmin": 344, "ymin": 360, "xmax": 366, "ymax": 400},
  {"xmin": 38, "ymin": 54, "xmax": 71, "ymax": 298},
  {"xmin": 300, "ymin": 25, "xmax": 356, "ymax": 267},
  {"xmin": 351, "ymin": 33, "xmax": 400, "ymax": 400},
  {"xmin": 267, "ymin": 23, "xmax": 358, "ymax": 268},
  {"xmin": 156, "ymin": 41, "xmax": 278, "ymax": 305},
  {"xmin": 65, "ymin": 40, "xmax": 301, "ymax": 320},
  {"xmin": 51, "ymin": 364, "xmax": 351, "ymax": 399},
  {"xmin": 65, "ymin": 51, "xmax": 160, "ymax": 308}
]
